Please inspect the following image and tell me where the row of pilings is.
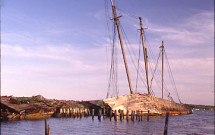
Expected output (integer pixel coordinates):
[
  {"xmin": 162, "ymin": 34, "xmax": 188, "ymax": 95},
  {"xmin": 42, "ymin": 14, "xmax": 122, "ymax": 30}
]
[
  {"xmin": 54, "ymin": 107, "xmax": 155, "ymax": 121},
  {"xmin": 54, "ymin": 107, "xmax": 92, "ymax": 118},
  {"xmin": 109, "ymin": 109, "xmax": 151, "ymax": 121}
]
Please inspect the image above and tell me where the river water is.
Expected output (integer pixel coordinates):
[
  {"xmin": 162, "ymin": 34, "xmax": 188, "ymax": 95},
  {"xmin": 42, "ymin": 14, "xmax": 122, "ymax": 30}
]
[{"xmin": 1, "ymin": 110, "xmax": 214, "ymax": 135}]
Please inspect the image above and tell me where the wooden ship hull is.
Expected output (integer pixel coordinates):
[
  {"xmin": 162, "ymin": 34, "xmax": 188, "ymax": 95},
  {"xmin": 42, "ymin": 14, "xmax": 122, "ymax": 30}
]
[{"xmin": 103, "ymin": 93, "xmax": 192, "ymax": 116}]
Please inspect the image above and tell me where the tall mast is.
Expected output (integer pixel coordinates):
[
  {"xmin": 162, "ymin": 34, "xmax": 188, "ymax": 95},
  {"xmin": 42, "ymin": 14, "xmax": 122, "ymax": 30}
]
[
  {"xmin": 161, "ymin": 41, "xmax": 164, "ymax": 99},
  {"xmin": 139, "ymin": 17, "xmax": 151, "ymax": 95},
  {"xmin": 110, "ymin": 0, "xmax": 133, "ymax": 94}
]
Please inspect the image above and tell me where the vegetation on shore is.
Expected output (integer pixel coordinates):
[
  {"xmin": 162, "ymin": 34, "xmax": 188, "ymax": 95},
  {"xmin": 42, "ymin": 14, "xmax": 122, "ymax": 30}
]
[{"xmin": 186, "ymin": 104, "xmax": 214, "ymax": 110}]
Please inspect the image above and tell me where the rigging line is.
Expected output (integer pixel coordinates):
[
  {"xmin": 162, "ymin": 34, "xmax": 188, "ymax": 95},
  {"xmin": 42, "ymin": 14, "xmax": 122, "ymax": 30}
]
[
  {"xmin": 150, "ymin": 64, "xmax": 172, "ymax": 100},
  {"xmin": 144, "ymin": 34, "xmax": 158, "ymax": 64},
  {"xmin": 107, "ymin": 21, "xmax": 116, "ymax": 98},
  {"xmin": 119, "ymin": 23, "xmax": 147, "ymax": 81},
  {"xmin": 105, "ymin": 0, "xmax": 109, "ymax": 98},
  {"xmin": 115, "ymin": 7, "xmax": 139, "ymax": 19},
  {"xmin": 121, "ymin": 24, "xmax": 155, "ymax": 94},
  {"xmin": 106, "ymin": 1, "xmax": 118, "ymax": 98},
  {"xmin": 106, "ymin": 45, "xmax": 114, "ymax": 98},
  {"xmin": 118, "ymin": 20, "xmax": 155, "ymax": 94},
  {"xmin": 149, "ymin": 47, "xmax": 171, "ymax": 96},
  {"xmin": 144, "ymin": 36, "xmax": 172, "ymax": 97},
  {"xmin": 142, "ymin": 35, "xmax": 162, "ymax": 91},
  {"xmin": 150, "ymin": 50, "xmax": 161, "ymax": 89},
  {"xmin": 164, "ymin": 50, "xmax": 177, "ymax": 95},
  {"xmin": 115, "ymin": 26, "xmax": 119, "ymax": 97},
  {"xmin": 148, "ymin": 55, "xmax": 171, "ymax": 98},
  {"xmin": 113, "ymin": 22, "xmax": 118, "ymax": 97},
  {"xmin": 145, "ymin": 41, "xmax": 172, "ymax": 96},
  {"xmin": 119, "ymin": 22, "xmax": 138, "ymax": 69},
  {"xmin": 118, "ymin": 21, "xmax": 140, "ymax": 62},
  {"xmin": 144, "ymin": 36, "xmax": 163, "ymax": 80},
  {"xmin": 146, "ymin": 43, "xmax": 174, "ymax": 100},
  {"xmin": 104, "ymin": 0, "xmax": 112, "ymax": 98},
  {"xmin": 164, "ymin": 50, "xmax": 182, "ymax": 103},
  {"xmin": 135, "ymin": 33, "xmax": 142, "ymax": 93},
  {"xmin": 151, "ymin": 63, "xmax": 171, "ymax": 95},
  {"xmin": 120, "ymin": 22, "xmax": 152, "ymax": 83},
  {"xmin": 119, "ymin": 22, "xmax": 147, "ymax": 75},
  {"xmin": 106, "ymin": 36, "xmax": 114, "ymax": 97},
  {"xmin": 119, "ymin": 22, "xmax": 148, "ymax": 89},
  {"xmin": 138, "ymin": 71, "xmax": 149, "ymax": 91}
]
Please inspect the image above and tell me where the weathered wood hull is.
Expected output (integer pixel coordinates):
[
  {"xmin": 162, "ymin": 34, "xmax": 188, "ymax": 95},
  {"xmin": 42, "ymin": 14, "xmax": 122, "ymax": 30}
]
[{"xmin": 103, "ymin": 93, "xmax": 192, "ymax": 116}]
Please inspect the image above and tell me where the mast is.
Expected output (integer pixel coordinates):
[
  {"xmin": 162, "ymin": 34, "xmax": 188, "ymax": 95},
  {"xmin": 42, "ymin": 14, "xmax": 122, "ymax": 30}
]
[
  {"xmin": 161, "ymin": 41, "xmax": 164, "ymax": 99},
  {"xmin": 110, "ymin": 0, "xmax": 134, "ymax": 94},
  {"xmin": 139, "ymin": 17, "xmax": 151, "ymax": 95}
]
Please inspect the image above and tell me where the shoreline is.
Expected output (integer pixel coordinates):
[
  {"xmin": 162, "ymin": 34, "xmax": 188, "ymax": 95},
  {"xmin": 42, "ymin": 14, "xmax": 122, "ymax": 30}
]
[{"xmin": 1, "ymin": 95, "xmax": 214, "ymax": 121}]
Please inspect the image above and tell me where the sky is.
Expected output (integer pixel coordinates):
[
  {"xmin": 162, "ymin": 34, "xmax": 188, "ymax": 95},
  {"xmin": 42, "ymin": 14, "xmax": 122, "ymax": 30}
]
[{"xmin": 1, "ymin": 0, "xmax": 214, "ymax": 105}]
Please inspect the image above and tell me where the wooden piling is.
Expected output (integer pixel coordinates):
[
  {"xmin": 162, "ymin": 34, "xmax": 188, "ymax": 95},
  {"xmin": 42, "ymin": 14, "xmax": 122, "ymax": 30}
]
[
  {"xmin": 71, "ymin": 108, "xmax": 73, "ymax": 117},
  {"xmin": 141, "ymin": 111, "xmax": 143, "ymax": 120},
  {"xmin": 69, "ymin": 108, "xmax": 71, "ymax": 117},
  {"xmin": 87, "ymin": 108, "xmax": 89, "ymax": 117},
  {"xmin": 131, "ymin": 110, "xmax": 134, "ymax": 121},
  {"xmin": 63, "ymin": 108, "xmax": 65, "ymax": 117},
  {"xmin": 45, "ymin": 119, "xmax": 47, "ymax": 135},
  {"xmin": 136, "ymin": 110, "xmax": 138, "ymax": 120},
  {"xmin": 103, "ymin": 108, "xmax": 105, "ymax": 118},
  {"xmin": 147, "ymin": 110, "xmax": 149, "ymax": 121},
  {"xmin": 64, "ymin": 108, "xmax": 67, "ymax": 117},
  {"xmin": 88, "ymin": 109, "xmax": 90, "ymax": 116},
  {"xmin": 120, "ymin": 110, "xmax": 122, "ymax": 120},
  {"xmin": 131, "ymin": 110, "xmax": 133, "ymax": 120},
  {"xmin": 84, "ymin": 108, "xmax": 87, "ymax": 117},
  {"xmin": 80, "ymin": 109, "xmax": 82, "ymax": 118},
  {"xmin": 48, "ymin": 125, "xmax": 51, "ymax": 135},
  {"xmin": 73, "ymin": 109, "xmax": 75, "ymax": 118},
  {"xmin": 164, "ymin": 112, "xmax": 169, "ymax": 135},
  {"xmin": 137, "ymin": 110, "xmax": 140, "ymax": 121},
  {"xmin": 114, "ymin": 110, "xmax": 117, "ymax": 121},
  {"xmin": 122, "ymin": 110, "xmax": 124, "ymax": 119},
  {"xmin": 131, "ymin": 110, "xmax": 132, "ymax": 120},
  {"xmin": 92, "ymin": 109, "xmax": 95, "ymax": 120},
  {"xmin": 109, "ymin": 109, "xmax": 112, "ymax": 120},
  {"xmin": 66, "ymin": 108, "xmax": 69, "ymax": 117},
  {"xmin": 67, "ymin": 108, "xmax": 69, "ymax": 117},
  {"xmin": 76, "ymin": 108, "xmax": 78, "ymax": 117},
  {"xmin": 126, "ymin": 110, "xmax": 129, "ymax": 121},
  {"xmin": 60, "ymin": 108, "xmax": 63, "ymax": 117},
  {"xmin": 98, "ymin": 109, "xmax": 102, "ymax": 121}
]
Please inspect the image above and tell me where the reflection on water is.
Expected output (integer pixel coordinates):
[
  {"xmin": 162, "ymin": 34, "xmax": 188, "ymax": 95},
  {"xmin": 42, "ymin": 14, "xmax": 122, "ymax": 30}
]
[{"xmin": 1, "ymin": 110, "xmax": 214, "ymax": 135}]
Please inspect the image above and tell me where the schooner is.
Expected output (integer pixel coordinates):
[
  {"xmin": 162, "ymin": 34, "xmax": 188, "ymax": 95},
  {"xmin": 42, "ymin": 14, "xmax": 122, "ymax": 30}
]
[{"xmin": 103, "ymin": 0, "xmax": 192, "ymax": 116}]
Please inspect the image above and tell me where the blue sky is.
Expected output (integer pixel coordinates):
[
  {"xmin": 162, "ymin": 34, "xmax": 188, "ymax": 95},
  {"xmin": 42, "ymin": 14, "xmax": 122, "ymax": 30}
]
[{"xmin": 1, "ymin": 0, "xmax": 214, "ymax": 105}]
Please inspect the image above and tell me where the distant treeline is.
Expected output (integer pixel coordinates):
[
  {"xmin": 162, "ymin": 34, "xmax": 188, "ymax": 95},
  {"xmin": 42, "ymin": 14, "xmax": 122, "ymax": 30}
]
[{"xmin": 186, "ymin": 104, "xmax": 214, "ymax": 110}]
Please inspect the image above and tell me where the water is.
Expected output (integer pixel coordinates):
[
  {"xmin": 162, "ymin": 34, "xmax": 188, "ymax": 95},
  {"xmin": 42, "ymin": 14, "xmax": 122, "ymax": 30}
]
[{"xmin": 1, "ymin": 110, "xmax": 214, "ymax": 135}]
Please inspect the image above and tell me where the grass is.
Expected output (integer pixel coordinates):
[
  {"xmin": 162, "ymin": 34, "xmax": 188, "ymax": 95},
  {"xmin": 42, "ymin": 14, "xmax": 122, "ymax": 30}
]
[{"xmin": 187, "ymin": 104, "xmax": 214, "ymax": 110}]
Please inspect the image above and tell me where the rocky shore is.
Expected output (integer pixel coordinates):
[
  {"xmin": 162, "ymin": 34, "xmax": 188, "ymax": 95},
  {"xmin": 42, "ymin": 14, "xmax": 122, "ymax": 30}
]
[{"xmin": 0, "ymin": 95, "xmax": 103, "ymax": 121}]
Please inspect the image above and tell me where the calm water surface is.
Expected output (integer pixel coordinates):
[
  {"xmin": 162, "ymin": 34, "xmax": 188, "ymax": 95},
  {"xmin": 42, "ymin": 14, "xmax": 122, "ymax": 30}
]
[{"xmin": 1, "ymin": 110, "xmax": 214, "ymax": 135}]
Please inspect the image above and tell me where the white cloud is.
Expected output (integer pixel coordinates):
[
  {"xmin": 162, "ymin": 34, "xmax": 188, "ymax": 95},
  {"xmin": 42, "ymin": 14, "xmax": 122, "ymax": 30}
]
[
  {"xmin": 1, "ymin": 43, "xmax": 109, "ymax": 100},
  {"xmin": 148, "ymin": 10, "xmax": 214, "ymax": 46}
]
